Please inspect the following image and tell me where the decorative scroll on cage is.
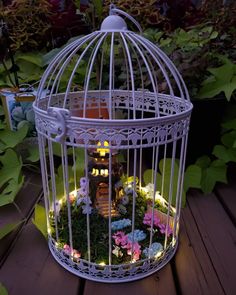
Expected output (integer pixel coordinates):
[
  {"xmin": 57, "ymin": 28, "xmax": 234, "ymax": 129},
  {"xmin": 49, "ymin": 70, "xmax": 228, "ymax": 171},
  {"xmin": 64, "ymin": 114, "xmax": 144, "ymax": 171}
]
[{"xmin": 34, "ymin": 5, "xmax": 193, "ymax": 283}]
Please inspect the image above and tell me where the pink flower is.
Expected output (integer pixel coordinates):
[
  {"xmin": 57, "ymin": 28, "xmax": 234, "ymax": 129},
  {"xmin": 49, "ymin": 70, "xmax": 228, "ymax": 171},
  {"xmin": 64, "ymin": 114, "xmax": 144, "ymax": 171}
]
[
  {"xmin": 63, "ymin": 244, "xmax": 81, "ymax": 258},
  {"xmin": 63, "ymin": 244, "xmax": 72, "ymax": 255},
  {"xmin": 143, "ymin": 212, "xmax": 160, "ymax": 227},
  {"xmin": 72, "ymin": 250, "xmax": 81, "ymax": 259},
  {"xmin": 69, "ymin": 193, "xmax": 76, "ymax": 203},
  {"xmin": 112, "ymin": 231, "xmax": 128, "ymax": 246},
  {"xmin": 124, "ymin": 241, "xmax": 141, "ymax": 261},
  {"xmin": 158, "ymin": 223, "xmax": 173, "ymax": 237}
]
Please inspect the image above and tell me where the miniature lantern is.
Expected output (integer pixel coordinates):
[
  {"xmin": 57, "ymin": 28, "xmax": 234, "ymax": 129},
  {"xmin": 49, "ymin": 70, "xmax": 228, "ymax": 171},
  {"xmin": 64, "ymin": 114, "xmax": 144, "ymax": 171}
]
[{"xmin": 34, "ymin": 5, "xmax": 193, "ymax": 282}]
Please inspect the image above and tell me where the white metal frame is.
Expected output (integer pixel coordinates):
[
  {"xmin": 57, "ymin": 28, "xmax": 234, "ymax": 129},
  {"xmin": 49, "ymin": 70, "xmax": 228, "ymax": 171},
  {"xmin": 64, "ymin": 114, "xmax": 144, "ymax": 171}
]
[{"xmin": 34, "ymin": 4, "xmax": 193, "ymax": 283}]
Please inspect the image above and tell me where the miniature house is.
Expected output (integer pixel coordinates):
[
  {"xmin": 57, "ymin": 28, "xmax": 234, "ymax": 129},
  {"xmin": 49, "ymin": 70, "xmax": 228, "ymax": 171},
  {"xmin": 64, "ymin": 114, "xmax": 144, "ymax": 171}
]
[{"xmin": 34, "ymin": 5, "xmax": 193, "ymax": 283}]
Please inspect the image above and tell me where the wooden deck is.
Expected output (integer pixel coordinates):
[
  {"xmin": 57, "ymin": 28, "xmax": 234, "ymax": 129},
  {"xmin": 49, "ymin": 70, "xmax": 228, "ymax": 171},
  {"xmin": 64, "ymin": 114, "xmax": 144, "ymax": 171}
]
[{"xmin": 0, "ymin": 168, "xmax": 236, "ymax": 295}]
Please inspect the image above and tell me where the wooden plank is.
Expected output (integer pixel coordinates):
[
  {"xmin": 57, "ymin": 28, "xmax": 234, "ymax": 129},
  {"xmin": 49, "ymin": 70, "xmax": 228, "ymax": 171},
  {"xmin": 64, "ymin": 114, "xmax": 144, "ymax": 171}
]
[
  {"xmin": 0, "ymin": 173, "xmax": 42, "ymax": 262},
  {"xmin": 0, "ymin": 223, "xmax": 80, "ymax": 295},
  {"xmin": 14, "ymin": 172, "xmax": 42, "ymax": 217},
  {"xmin": 84, "ymin": 264, "xmax": 177, "ymax": 295},
  {"xmin": 215, "ymin": 184, "xmax": 236, "ymax": 224},
  {"xmin": 174, "ymin": 206, "xmax": 224, "ymax": 295},
  {"xmin": 187, "ymin": 190, "xmax": 236, "ymax": 295}
]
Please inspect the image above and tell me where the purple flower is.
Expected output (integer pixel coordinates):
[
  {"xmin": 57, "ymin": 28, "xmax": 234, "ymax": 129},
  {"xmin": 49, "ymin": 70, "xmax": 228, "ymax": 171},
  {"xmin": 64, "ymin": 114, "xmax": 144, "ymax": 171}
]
[{"xmin": 158, "ymin": 223, "xmax": 173, "ymax": 237}]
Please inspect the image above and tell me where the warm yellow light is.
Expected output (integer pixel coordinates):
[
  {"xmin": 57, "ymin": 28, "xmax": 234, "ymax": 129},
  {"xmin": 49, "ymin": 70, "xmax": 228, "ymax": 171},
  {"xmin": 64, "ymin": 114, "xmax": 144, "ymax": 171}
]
[
  {"xmin": 104, "ymin": 169, "xmax": 108, "ymax": 177},
  {"xmin": 140, "ymin": 187, "xmax": 176, "ymax": 213},
  {"xmin": 97, "ymin": 141, "xmax": 109, "ymax": 157},
  {"xmin": 155, "ymin": 251, "xmax": 163, "ymax": 259},
  {"xmin": 59, "ymin": 199, "xmax": 63, "ymax": 205},
  {"xmin": 48, "ymin": 227, "xmax": 52, "ymax": 234},
  {"xmin": 172, "ymin": 238, "xmax": 177, "ymax": 246},
  {"xmin": 99, "ymin": 262, "xmax": 106, "ymax": 266}
]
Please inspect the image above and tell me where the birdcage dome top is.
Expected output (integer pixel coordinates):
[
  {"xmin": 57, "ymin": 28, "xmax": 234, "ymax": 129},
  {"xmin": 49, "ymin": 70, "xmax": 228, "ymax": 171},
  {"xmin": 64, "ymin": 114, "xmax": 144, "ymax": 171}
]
[{"xmin": 34, "ymin": 5, "xmax": 192, "ymax": 127}]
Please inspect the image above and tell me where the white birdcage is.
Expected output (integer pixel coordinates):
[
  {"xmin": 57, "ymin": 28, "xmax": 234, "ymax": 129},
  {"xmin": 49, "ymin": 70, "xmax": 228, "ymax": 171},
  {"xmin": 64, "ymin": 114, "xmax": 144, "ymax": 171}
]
[{"xmin": 34, "ymin": 5, "xmax": 193, "ymax": 283}]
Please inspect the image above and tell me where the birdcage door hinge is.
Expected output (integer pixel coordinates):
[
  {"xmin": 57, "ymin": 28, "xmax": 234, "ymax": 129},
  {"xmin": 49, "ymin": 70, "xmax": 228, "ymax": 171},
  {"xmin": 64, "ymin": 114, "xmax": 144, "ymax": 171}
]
[{"xmin": 47, "ymin": 107, "xmax": 71, "ymax": 143}]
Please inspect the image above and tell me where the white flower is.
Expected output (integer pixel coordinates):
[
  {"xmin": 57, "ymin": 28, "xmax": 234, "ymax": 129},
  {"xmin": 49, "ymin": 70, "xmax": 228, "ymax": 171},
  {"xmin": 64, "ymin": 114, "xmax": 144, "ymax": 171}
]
[
  {"xmin": 112, "ymin": 246, "xmax": 123, "ymax": 257},
  {"xmin": 54, "ymin": 201, "xmax": 61, "ymax": 216}
]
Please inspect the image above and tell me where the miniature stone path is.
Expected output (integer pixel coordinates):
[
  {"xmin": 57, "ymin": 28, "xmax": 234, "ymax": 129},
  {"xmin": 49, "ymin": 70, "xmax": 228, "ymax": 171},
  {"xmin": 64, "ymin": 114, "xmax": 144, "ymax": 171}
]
[{"xmin": 0, "ymin": 167, "xmax": 236, "ymax": 295}]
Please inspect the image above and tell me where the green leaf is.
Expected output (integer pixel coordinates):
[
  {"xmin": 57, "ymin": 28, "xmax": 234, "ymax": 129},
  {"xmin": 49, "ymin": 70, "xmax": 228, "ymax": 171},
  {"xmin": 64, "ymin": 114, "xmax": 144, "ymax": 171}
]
[
  {"xmin": 52, "ymin": 163, "xmax": 80, "ymax": 200},
  {"xmin": 0, "ymin": 175, "xmax": 24, "ymax": 207},
  {"xmin": 222, "ymin": 118, "xmax": 236, "ymax": 130},
  {"xmin": 144, "ymin": 159, "xmax": 186, "ymax": 207},
  {"xmin": 212, "ymin": 145, "xmax": 236, "ymax": 163},
  {"xmin": 32, "ymin": 204, "xmax": 47, "ymax": 238},
  {"xmin": 0, "ymin": 220, "xmax": 22, "ymax": 240},
  {"xmin": 201, "ymin": 164, "xmax": 227, "ymax": 193},
  {"xmin": 42, "ymin": 48, "xmax": 62, "ymax": 66},
  {"xmin": 92, "ymin": 0, "xmax": 102, "ymax": 18},
  {"xmin": 15, "ymin": 52, "xmax": 43, "ymax": 67},
  {"xmin": 158, "ymin": 158, "xmax": 185, "ymax": 206},
  {"xmin": 117, "ymin": 152, "xmax": 126, "ymax": 163},
  {"xmin": 0, "ymin": 121, "xmax": 5, "ymax": 130},
  {"xmin": 26, "ymin": 146, "xmax": 40, "ymax": 162},
  {"xmin": 221, "ymin": 131, "xmax": 236, "ymax": 147},
  {"xmin": 184, "ymin": 165, "xmax": 202, "ymax": 191},
  {"xmin": 197, "ymin": 61, "xmax": 236, "ymax": 101},
  {"xmin": 143, "ymin": 169, "xmax": 153, "ymax": 185},
  {"xmin": 0, "ymin": 124, "xmax": 28, "ymax": 150},
  {"xmin": 0, "ymin": 283, "xmax": 8, "ymax": 295},
  {"xmin": 0, "ymin": 149, "xmax": 23, "ymax": 189},
  {"xmin": 195, "ymin": 155, "xmax": 211, "ymax": 168},
  {"xmin": 73, "ymin": 148, "xmax": 85, "ymax": 175}
]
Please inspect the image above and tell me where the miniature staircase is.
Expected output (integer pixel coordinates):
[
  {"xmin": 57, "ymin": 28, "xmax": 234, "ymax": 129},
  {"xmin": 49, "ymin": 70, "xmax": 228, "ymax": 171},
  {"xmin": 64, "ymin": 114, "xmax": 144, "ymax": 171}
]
[{"xmin": 96, "ymin": 187, "xmax": 119, "ymax": 218}]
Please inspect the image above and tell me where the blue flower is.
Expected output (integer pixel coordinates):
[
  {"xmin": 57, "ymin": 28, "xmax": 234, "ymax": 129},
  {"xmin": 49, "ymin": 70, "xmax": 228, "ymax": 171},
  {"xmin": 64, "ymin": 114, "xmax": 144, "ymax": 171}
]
[
  {"xmin": 111, "ymin": 218, "xmax": 131, "ymax": 231},
  {"xmin": 143, "ymin": 242, "xmax": 163, "ymax": 258},
  {"xmin": 127, "ymin": 230, "xmax": 147, "ymax": 242}
]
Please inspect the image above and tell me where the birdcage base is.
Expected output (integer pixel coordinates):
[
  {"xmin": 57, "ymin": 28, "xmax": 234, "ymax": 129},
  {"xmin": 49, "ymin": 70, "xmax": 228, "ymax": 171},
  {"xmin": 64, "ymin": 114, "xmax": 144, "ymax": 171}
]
[{"xmin": 48, "ymin": 237, "xmax": 178, "ymax": 283}]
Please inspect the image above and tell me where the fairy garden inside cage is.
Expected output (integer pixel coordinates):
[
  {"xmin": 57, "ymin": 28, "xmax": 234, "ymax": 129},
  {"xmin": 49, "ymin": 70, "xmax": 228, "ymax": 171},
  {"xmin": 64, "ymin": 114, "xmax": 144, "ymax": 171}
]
[{"xmin": 34, "ymin": 5, "xmax": 193, "ymax": 283}]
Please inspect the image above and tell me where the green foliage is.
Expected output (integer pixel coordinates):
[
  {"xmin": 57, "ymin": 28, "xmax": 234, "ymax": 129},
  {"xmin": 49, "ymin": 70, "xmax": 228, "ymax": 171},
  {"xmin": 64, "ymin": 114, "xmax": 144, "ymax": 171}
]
[
  {"xmin": 52, "ymin": 148, "xmax": 84, "ymax": 200},
  {"xmin": 0, "ymin": 124, "xmax": 28, "ymax": 151},
  {"xmin": 198, "ymin": 58, "xmax": 236, "ymax": 101},
  {"xmin": 0, "ymin": 220, "xmax": 23, "ymax": 240},
  {"xmin": 0, "ymin": 115, "xmax": 38, "ymax": 207},
  {"xmin": 0, "ymin": 176, "xmax": 25, "ymax": 207},
  {"xmin": 92, "ymin": 0, "xmax": 103, "ymax": 18},
  {"xmin": 212, "ymin": 145, "xmax": 236, "ymax": 163},
  {"xmin": 0, "ymin": 149, "xmax": 24, "ymax": 206},
  {"xmin": 184, "ymin": 165, "xmax": 202, "ymax": 192},
  {"xmin": 195, "ymin": 155, "xmax": 211, "ymax": 169},
  {"xmin": 143, "ymin": 25, "xmax": 219, "ymax": 98},
  {"xmin": 184, "ymin": 156, "xmax": 227, "ymax": 194},
  {"xmin": 143, "ymin": 158, "xmax": 186, "ymax": 207},
  {"xmin": 32, "ymin": 204, "xmax": 47, "ymax": 238},
  {"xmin": 0, "ymin": 283, "xmax": 8, "ymax": 295},
  {"xmin": 200, "ymin": 161, "xmax": 227, "ymax": 193},
  {"xmin": 185, "ymin": 112, "xmax": 236, "ymax": 194},
  {"xmin": 26, "ymin": 146, "xmax": 40, "ymax": 162},
  {"xmin": 0, "ymin": 53, "xmax": 44, "ymax": 88}
]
